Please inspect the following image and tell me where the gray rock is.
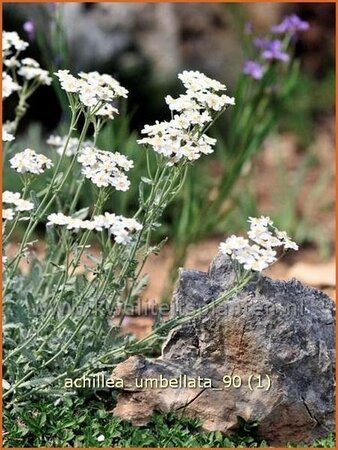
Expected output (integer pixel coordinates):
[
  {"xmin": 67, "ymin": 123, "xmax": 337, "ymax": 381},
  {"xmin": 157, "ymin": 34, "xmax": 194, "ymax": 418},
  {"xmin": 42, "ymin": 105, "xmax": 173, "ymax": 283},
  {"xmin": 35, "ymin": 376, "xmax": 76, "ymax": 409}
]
[
  {"xmin": 4, "ymin": 3, "xmax": 243, "ymax": 83},
  {"xmin": 112, "ymin": 253, "xmax": 335, "ymax": 445}
]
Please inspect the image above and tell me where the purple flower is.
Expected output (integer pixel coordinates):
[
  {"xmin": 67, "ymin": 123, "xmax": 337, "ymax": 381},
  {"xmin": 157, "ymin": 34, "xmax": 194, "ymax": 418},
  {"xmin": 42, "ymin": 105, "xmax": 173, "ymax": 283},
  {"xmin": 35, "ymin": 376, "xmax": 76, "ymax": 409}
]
[
  {"xmin": 271, "ymin": 14, "xmax": 309, "ymax": 34},
  {"xmin": 23, "ymin": 20, "xmax": 35, "ymax": 41},
  {"xmin": 253, "ymin": 37, "xmax": 271, "ymax": 51},
  {"xmin": 243, "ymin": 60, "xmax": 265, "ymax": 80},
  {"xmin": 262, "ymin": 39, "xmax": 289, "ymax": 62}
]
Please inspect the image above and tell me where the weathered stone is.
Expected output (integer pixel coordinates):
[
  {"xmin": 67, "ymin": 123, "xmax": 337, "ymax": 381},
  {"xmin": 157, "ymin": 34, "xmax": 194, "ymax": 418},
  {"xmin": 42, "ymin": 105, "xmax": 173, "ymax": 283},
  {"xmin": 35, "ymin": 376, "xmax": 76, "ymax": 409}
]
[
  {"xmin": 112, "ymin": 253, "xmax": 335, "ymax": 445},
  {"xmin": 4, "ymin": 3, "xmax": 241, "ymax": 81}
]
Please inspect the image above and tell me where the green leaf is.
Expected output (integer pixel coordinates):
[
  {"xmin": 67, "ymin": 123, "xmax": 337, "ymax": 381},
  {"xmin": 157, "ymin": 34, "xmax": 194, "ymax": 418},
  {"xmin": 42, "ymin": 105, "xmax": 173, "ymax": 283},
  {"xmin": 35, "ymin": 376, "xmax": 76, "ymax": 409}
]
[
  {"xmin": 19, "ymin": 376, "xmax": 56, "ymax": 389},
  {"xmin": 140, "ymin": 176, "xmax": 153, "ymax": 185},
  {"xmin": 2, "ymin": 379, "xmax": 11, "ymax": 390},
  {"xmin": 72, "ymin": 207, "xmax": 89, "ymax": 220},
  {"xmin": 30, "ymin": 190, "xmax": 39, "ymax": 208},
  {"xmin": 138, "ymin": 181, "xmax": 145, "ymax": 205}
]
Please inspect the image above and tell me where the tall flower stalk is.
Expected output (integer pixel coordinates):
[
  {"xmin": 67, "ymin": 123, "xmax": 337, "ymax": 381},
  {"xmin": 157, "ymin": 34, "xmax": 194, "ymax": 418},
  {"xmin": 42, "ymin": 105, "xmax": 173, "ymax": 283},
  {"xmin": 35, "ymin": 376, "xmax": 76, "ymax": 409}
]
[
  {"xmin": 2, "ymin": 31, "xmax": 241, "ymax": 403},
  {"xmin": 167, "ymin": 14, "xmax": 310, "ymax": 294}
]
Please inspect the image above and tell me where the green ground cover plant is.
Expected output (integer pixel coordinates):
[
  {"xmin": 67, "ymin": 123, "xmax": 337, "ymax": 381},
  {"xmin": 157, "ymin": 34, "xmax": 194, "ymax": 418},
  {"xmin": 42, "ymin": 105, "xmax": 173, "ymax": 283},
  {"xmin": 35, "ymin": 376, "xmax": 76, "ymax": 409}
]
[{"xmin": 3, "ymin": 396, "xmax": 336, "ymax": 448}]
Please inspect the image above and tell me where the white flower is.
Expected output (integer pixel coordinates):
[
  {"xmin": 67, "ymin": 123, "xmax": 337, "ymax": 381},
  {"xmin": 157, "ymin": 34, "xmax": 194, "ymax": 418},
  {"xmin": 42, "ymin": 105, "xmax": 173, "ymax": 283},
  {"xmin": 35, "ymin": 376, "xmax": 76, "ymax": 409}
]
[
  {"xmin": 219, "ymin": 216, "xmax": 298, "ymax": 273},
  {"xmin": 122, "ymin": 217, "xmax": 143, "ymax": 232},
  {"xmin": 197, "ymin": 92, "xmax": 232, "ymax": 111},
  {"xmin": 78, "ymin": 147, "xmax": 97, "ymax": 166},
  {"xmin": 248, "ymin": 216, "xmax": 273, "ymax": 228},
  {"xmin": 3, "ymin": 208, "xmax": 15, "ymax": 221},
  {"xmin": 46, "ymin": 210, "xmax": 142, "ymax": 245},
  {"xmin": 78, "ymin": 146, "xmax": 132, "ymax": 191},
  {"xmin": 258, "ymin": 247, "xmax": 277, "ymax": 264},
  {"xmin": 165, "ymin": 94, "xmax": 198, "ymax": 112},
  {"xmin": 55, "ymin": 70, "xmax": 128, "ymax": 109},
  {"xmin": 21, "ymin": 57, "xmax": 39, "ymax": 67},
  {"xmin": 224, "ymin": 95, "xmax": 235, "ymax": 105},
  {"xmin": 46, "ymin": 135, "xmax": 63, "ymax": 147},
  {"xmin": 219, "ymin": 235, "xmax": 249, "ymax": 255},
  {"xmin": 97, "ymin": 435, "xmax": 105, "ymax": 443},
  {"xmin": 80, "ymin": 220, "xmax": 96, "ymax": 230},
  {"xmin": 2, "ymin": 128, "xmax": 15, "ymax": 142},
  {"xmin": 66, "ymin": 218, "xmax": 85, "ymax": 231},
  {"xmin": 247, "ymin": 216, "xmax": 282, "ymax": 248},
  {"xmin": 247, "ymin": 227, "xmax": 281, "ymax": 248},
  {"xmin": 10, "ymin": 148, "xmax": 53, "ymax": 174},
  {"xmin": 2, "ymin": 191, "xmax": 21, "ymax": 204},
  {"xmin": 112, "ymin": 175, "xmax": 130, "ymax": 191},
  {"xmin": 79, "ymin": 91, "xmax": 97, "ymax": 107},
  {"xmin": 275, "ymin": 230, "xmax": 299, "ymax": 251},
  {"xmin": 2, "ymin": 256, "xmax": 8, "ymax": 265},
  {"xmin": 92, "ymin": 213, "xmax": 115, "ymax": 231},
  {"xmin": 54, "ymin": 70, "xmax": 80, "ymax": 93},
  {"xmin": 2, "ymin": 31, "xmax": 28, "ymax": 56},
  {"xmin": 2, "ymin": 72, "xmax": 21, "ymax": 98},
  {"xmin": 47, "ymin": 213, "xmax": 70, "ymax": 226},
  {"xmin": 112, "ymin": 228, "xmax": 131, "ymax": 245},
  {"xmin": 15, "ymin": 198, "xmax": 34, "ymax": 211},
  {"xmin": 4, "ymin": 57, "xmax": 20, "ymax": 68},
  {"xmin": 178, "ymin": 144, "xmax": 198, "ymax": 161},
  {"xmin": 243, "ymin": 257, "xmax": 270, "ymax": 272},
  {"xmin": 2, "ymin": 31, "xmax": 51, "ymax": 90},
  {"xmin": 178, "ymin": 70, "xmax": 227, "ymax": 93},
  {"xmin": 138, "ymin": 70, "xmax": 234, "ymax": 164},
  {"xmin": 90, "ymin": 170, "xmax": 112, "ymax": 188},
  {"xmin": 18, "ymin": 65, "xmax": 52, "ymax": 85},
  {"xmin": 95, "ymin": 104, "xmax": 119, "ymax": 120},
  {"xmin": 78, "ymin": 71, "xmax": 128, "ymax": 98},
  {"xmin": 112, "ymin": 152, "xmax": 134, "ymax": 171},
  {"xmin": 3, "ymin": 190, "xmax": 34, "ymax": 212}
]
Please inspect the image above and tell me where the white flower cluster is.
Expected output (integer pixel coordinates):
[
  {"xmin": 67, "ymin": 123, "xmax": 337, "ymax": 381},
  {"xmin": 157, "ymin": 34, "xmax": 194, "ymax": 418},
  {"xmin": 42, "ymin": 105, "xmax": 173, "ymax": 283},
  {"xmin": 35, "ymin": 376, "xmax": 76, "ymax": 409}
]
[
  {"xmin": 3, "ymin": 208, "xmax": 15, "ymax": 221},
  {"xmin": 47, "ymin": 135, "xmax": 92, "ymax": 157},
  {"xmin": 219, "ymin": 216, "xmax": 298, "ymax": 272},
  {"xmin": 17, "ymin": 57, "xmax": 52, "ymax": 85},
  {"xmin": 2, "ymin": 31, "xmax": 29, "ymax": 57},
  {"xmin": 2, "ymin": 190, "xmax": 34, "ymax": 221},
  {"xmin": 2, "ymin": 126, "xmax": 15, "ymax": 142},
  {"xmin": 2, "ymin": 72, "xmax": 21, "ymax": 98},
  {"xmin": 54, "ymin": 70, "xmax": 128, "ymax": 113},
  {"xmin": 78, "ymin": 146, "xmax": 133, "ymax": 191},
  {"xmin": 3, "ymin": 190, "xmax": 34, "ymax": 211},
  {"xmin": 2, "ymin": 32, "xmax": 52, "ymax": 98},
  {"xmin": 10, "ymin": 148, "xmax": 53, "ymax": 174},
  {"xmin": 137, "ymin": 70, "xmax": 235, "ymax": 163},
  {"xmin": 47, "ymin": 212, "xmax": 142, "ymax": 245}
]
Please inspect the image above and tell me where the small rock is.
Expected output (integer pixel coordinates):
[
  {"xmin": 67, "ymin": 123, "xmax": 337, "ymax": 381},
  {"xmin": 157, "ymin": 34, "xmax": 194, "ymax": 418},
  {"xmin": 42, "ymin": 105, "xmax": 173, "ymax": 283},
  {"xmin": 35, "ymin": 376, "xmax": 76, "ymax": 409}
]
[{"xmin": 112, "ymin": 253, "xmax": 335, "ymax": 445}]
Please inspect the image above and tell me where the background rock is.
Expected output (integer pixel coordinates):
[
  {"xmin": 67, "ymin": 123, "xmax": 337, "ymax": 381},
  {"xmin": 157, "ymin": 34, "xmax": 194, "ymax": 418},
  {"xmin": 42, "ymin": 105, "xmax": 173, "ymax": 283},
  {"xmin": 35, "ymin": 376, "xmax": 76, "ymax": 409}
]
[
  {"xmin": 112, "ymin": 254, "xmax": 335, "ymax": 445},
  {"xmin": 4, "ymin": 3, "xmax": 334, "ymax": 82},
  {"xmin": 3, "ymin": 3, "xmax": 334, "ymax": 130}
]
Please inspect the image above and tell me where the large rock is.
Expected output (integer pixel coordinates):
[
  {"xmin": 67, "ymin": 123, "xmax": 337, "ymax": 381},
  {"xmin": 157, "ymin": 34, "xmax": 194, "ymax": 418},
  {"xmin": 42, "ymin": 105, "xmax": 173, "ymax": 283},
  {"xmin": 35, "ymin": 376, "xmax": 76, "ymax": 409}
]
[{"xmin": 112, "ymin": 254, "xmax": 335, "ymax": 445}]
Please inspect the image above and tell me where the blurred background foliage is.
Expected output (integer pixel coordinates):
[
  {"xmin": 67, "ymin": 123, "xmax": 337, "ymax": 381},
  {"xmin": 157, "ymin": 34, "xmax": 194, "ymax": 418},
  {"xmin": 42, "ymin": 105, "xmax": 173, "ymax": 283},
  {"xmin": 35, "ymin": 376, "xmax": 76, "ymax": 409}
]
[{"xmin": 3, "ymin": 2, "xmax": 335, "ymax": 297}]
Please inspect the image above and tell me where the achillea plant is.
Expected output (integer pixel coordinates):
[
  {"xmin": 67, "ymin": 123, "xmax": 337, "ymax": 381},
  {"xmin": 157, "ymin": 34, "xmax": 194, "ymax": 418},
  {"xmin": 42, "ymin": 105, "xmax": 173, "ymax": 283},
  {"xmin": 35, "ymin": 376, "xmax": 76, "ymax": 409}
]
[
  {"xmin": 167, "ymin": 14, "xmax": 310, "ymax": 292},
  {"xmin": 2, "ymin": 30, "xmax": 298, "ymax": 404}
]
